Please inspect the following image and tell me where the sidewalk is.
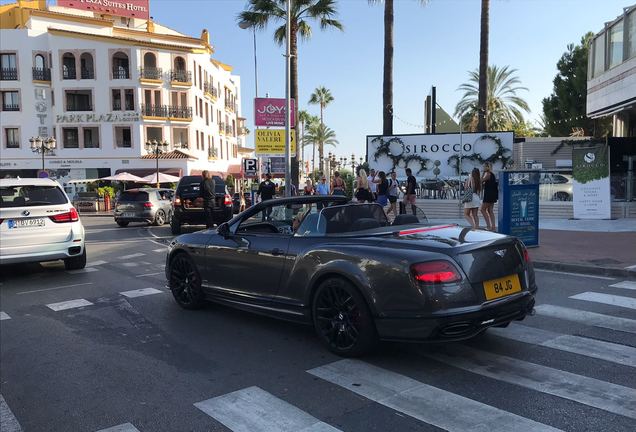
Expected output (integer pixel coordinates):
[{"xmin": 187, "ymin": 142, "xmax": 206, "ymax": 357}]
[{"xmin": 429, "ymin": 218, "xmax": 636, "ymax": 278}]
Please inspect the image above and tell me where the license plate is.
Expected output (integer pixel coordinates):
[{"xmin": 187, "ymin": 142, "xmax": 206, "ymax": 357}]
[
  {"xmin": 7, "ymin": 218, "xmax": 46, "ymax": 229},
  {"xmin": 123, "ymin": 212, "xmax": 135, "ymax": 218},
  {"xmin": 483, "ymin": 274, "xmax": 522, "ymax": 300}
]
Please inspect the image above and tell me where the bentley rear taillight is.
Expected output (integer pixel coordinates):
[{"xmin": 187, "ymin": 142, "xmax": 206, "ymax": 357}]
[
  {"xmin": 523, "ymin": 247, "xmax": 531, "ymax": 263},
  {"xmin": 411, "ymin": 261, "xmax": 462, "ymax": 284},
  {"xmin": 49, "ymin": 207, "xmax": 79, "ymax": 223}
]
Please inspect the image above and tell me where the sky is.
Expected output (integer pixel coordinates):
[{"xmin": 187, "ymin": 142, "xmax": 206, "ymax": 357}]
[{"xmin": 32, "ymin": 0, "xmax": 631, "ymax": 159}]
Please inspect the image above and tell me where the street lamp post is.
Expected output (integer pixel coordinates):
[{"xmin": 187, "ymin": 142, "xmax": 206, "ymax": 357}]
[
  {"xmin": 145, "ymin": 139, "xmax": 168, "ymax": 188},
  {"xmin": 30, "ymin": 136, "xmax": 57, "ymax": 172}
]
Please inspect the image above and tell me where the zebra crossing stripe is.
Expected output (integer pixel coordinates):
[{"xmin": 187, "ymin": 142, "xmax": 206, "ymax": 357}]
[
  {"xmin": 120, "ymin": 288, "xmax": 162, "ymax": 298},
  {"xmin": 194, "ymin": 386, "xmax": 342, "ymax": 432},
  {"xmin": 86, "ymin": 260, "xmax": 108, "ymax": 267},
  {"xmin": 0, "ymin": 312, "xmax": 11, "ymax": 321},
  {"xmin": 46, "ymin": 299, "xmax": 93, "ymax": 311},
  {"xmin": 534, "ymin": 304, "xmax": 636, "ymax": 333},
  {"xmin": 119, "ymin": 253, "xmax": 145, "ymax": 260},
  {"xmin": 609, "ymin": 281, "xmax": 636, "ymax": 291},
  {"xmin": 570, "ymin": 292, "xmax": 636, "ymax": 311},
  {"xmin": 489, "ymin": 324, "xmax": 636, "ymax": 368},
  {"xmin": 308, "ymin": 360, "xmax": 561, "ymax": 432},
  {"xmin": 0, "ymin": 394, "xmax": 22, "ymax": 432},
  {"xmin": 95, "ymin": 423, "xmax": 140, "ymax": 432},
  {"xmin": 423, "ymin": 346, "xmax": 636, "ymax": 420}
]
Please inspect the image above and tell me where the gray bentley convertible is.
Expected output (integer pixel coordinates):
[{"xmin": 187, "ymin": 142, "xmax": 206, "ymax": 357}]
[{"xmin": 165, "ymin": 195, "xmax": 536, "ymax": 356}]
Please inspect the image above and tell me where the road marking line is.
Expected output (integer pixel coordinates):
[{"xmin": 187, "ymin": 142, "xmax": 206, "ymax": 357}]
[
  {"xmin": 308, "ymin": 360, "xmax": 561, "ymax": 432},
  {"xmin": 489, "ymin": 324, "xmax": 636, "ymax": 368},
  {"xmin": 86, "ymin": 260, "xmax": 108, "ymax": 267},
  {"xmin": 121, "ymin": 262, "xmax": 138, "ymax": 267},
  {"xmin": 609, "ymin": 281, "xmax": 636, "ymax": 290},
  {"xmin": 194, "ymin": 386, "xmax": 342, "ymax": 432},
  {"xmin": 423, "ymin": 346, "xmax": 636, "ymax": 420},
  {"xmin": 120, "ymin": 288, "xmax": 163, "ymax": 298},
  {"xmin": 534, "ymin": 269, "xmax": 615, "ymax": 281},
  {"xmin": 66, "ymin": 267, "xmax": 99, "ymax": 275},
  {"xmin": 46, "ymin": 298, "xmax": 93, "ymax": 312},
  {"xmin": 624, "ymin": 264, "xmax": 636, "ymax": 270},
  {"xmin": 152, "ymin": 248, "xmax": 166, "ymax": 252},
  {"xmin": 135, "ymin": 272, "xmax": 164, "ymax": 278},
  {"xmin": 0, "ymin": 394, "xmax": 23, "ymax": 432},
  {"xmin": 17, "ymin": 282, "xmax": 94, "ymax": 295},
  {"xmin": 534, "ymin": 304, "xmax": 636, "ymax": 333},
  {"xmin": 0, "ymin": 312, "xmax": 11, "ymax": 321},
  {"xmin": 86, "ymin": 240, "xmax": 149, "ymax": 244},
  {"xmin": 570, "ymin": 292, "xmax": 636, "ymax": 311},
  {"xmin": 95, "ymin": 423, "xmax": 141, "ymax": 432},
  {"xmin": 119, "ymin": 253, "xmax": 145, "ymax": 260}
]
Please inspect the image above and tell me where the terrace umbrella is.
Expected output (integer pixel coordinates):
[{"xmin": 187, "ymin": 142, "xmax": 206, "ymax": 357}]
[
  {"xmin": 99, "ymin": 172, "xmax": 144, "ymax": 190},
  {"xmin": 139, "ymin": 172, "xmax": 180, "ymax": 185}
]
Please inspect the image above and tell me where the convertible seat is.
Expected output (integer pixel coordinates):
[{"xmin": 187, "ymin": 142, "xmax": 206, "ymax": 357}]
[
  {"xmin": 392, "ymin": 214, "xmax": 420, "ymax": 226},
  {"xmin": 350, "ymin": 218, "xmax": 381, "ymax": 231}
]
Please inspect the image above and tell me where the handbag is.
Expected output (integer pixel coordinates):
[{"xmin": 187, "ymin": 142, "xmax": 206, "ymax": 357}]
[{"xmin": 462, "ymin": 186, "xmax": 473, "ymax": 203}]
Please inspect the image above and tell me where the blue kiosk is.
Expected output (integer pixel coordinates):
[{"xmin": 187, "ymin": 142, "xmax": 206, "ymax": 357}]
[{"xmin": 498, "ymin": 170, "xmax": 540, "ymax": 247}]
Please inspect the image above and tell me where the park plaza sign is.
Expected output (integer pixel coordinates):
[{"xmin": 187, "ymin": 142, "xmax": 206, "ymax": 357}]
[
  {"xmin": 56, "ymin": 112, "xmax": 140, "ymax": 123},
  {"xmin": 57, "ymin": 0, "xmax": 149, "ymax": 20}
]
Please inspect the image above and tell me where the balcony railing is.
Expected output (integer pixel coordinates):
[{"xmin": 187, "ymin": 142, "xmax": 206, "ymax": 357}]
[
  {"xmin": 141, "ymin": 104, "xmax": 168, "ymax": 117},
  {"xmin": 2, "ymin": 104, "xmax": 19, "ymax": 111},
  {"xmin": 32, "ymin": 67, "xmax": 51, "ymax": 81},
  {"xmin": 225, "ymin": 101, "xmax": 236, "ymax": 112},
  {"xmin": 6, "ymin": 141, "xmax": 19, "ymax": 148},
  {"xmin": 120, "ymin": 140, "xmax": 132, "ymax": 148},
  {"xmin": 168, "ymin": 105, "xmax": 193, "ymax": 119},
  {"xmin": 225, "ymin": 125, "xmax": 234, "ymax": 136},
  {"xmin": 0, "ymin": 68, "xmax": 18, "ymax": 80},
  {"xmin": 66, "ymin": 103, "xmax": 92, "ymax": 111},
  {"xmin": 238, "ymin": 126, "xmax": 249, "ymax": 136},
  {"xmin": 219, "ymin": 122, "xmax": 226, "ymax": 134},
  {"xmin": 140, "ymin": 67, "xmax": 163, "ymax": 80},
  {"xmin": 62, "ymin": 68, "xmax": 76, "ymax": 80},
  {"xmin": 81, "ymin": 68, "xmax": 94, "ymax": 79},
  {"xmin": 203, "ymin": 82, "xmax": 218, "ymax": 98},
  {"xmin": 170, "ymin": 69, "xmax": 191, "ymax": 83},
  {"xmin": 112, "ymin": 67, "xmax": 130, "ymax": 79}
]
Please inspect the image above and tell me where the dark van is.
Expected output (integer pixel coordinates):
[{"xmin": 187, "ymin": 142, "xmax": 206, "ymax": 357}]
[{"xmin": 170, "ymin": 175, "xmax": 232, "ymax": 234}]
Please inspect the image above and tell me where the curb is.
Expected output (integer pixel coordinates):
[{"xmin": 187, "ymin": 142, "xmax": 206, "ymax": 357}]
[
  {"xmin": 79, "ymin": 213, "xmax": 113, "ymax": 218},
  {"xmin": 533, "ymin": 260, "xmax": 636, "ymax": 279}
]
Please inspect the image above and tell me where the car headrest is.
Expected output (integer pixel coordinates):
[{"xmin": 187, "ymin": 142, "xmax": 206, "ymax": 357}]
[
  {"xmin": 392, "ymin": 214, "xmax": 420, "ymax": 226},
  {"xmin": 350, "ymin": 217, "xmax": 381, "ymax": 232}
]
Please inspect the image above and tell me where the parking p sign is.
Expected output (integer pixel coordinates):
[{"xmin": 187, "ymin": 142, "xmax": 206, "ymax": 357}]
[{"xmin": 242, "ymin": 158, "xmax": 258, "ymax": 178}]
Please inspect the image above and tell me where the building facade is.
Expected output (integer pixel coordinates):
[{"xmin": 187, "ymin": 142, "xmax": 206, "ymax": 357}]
[
  {"xmin": 587, "ymin": 4, "xmax": 636, "ymax": 137},
  {"xmin": 0, "ymin": 0, "xmax": 250, "ymax": 192}
]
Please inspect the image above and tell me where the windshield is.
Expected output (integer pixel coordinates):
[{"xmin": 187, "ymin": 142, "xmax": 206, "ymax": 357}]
[
  {"xmin": 119, "ymin": 191, "xmax": 150, "ymax": 202},
  {"xmin": 0, "ymin": 185, "xmax": 68, "ymax": 207}
]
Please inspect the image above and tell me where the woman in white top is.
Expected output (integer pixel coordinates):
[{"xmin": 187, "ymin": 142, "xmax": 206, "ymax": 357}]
[
  {"xmin": 463, "ymin": 168, "xmax": 482, "ymax": 228},
  {"xmin": 355, "ymin": 169, "xmax": 371, "ymax": 202}
]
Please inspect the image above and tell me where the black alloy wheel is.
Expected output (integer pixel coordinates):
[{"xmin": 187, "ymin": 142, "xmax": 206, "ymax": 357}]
[
  {"xmin": 154, "ymin": 210, "xmax": 166, "ymax": 226},
  {"xmin": 169, "ymin": 254, "xmax": 205, "ymax": 309},
  {"xmin": 312, "ymin": 277, "xmax": 377, "ymax": 357},
  {"xmin": 116, "ymin": 220, "xmax": 129, "ymax": 227}
]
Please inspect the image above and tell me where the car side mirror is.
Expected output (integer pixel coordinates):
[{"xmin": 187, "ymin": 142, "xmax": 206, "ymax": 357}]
[{"xmin": 217, "ymin": 222, "xmax": 230, "ymax": 238}]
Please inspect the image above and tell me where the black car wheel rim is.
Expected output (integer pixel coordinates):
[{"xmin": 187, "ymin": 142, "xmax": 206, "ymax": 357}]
[
  {"xmin": 315, "ymin": 284, "xmax": 360, "ymax": 351},
  {"xmin": 170, "ymin": 256, "xmax": 198, "ymax": 305},
  {"xmin": 156, "ymin": 211, "xmax": 165, "ymax": 225}
]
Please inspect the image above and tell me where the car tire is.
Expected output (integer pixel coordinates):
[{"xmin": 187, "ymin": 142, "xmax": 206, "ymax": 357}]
[
  {"xmin": 64, "ymin": 248, "xmax": 87, "ymax": 270},
  {"xmin": 168, "ymin": 253, "xmax": 205, "ymax": 310},
  {"xmin": 312, "ymin": 277, "xmax": 378, "ymax": 357},
  {"xmin": 154, "ymin": 210, "xmax": 166, "ymax": 226},
  {"xmin": 170, "ymin": 218, "xmax": 181, "ymax": 235},
  {"xmin": 116, "ymin": 220, "xmax": 129, "ymax": 227}
]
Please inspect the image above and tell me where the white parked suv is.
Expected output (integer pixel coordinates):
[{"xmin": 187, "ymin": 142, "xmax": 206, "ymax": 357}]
[{"xmin": 0, "ymin": 178, "xmax": 86, "ymax": 269}]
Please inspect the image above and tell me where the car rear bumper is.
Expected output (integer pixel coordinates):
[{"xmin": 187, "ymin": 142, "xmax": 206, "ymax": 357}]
[
  {"xmin": 374, "ymin": 291, "xmax": 535, "ymax": 342},
  {"xmin": 114, "ymin": 210, "xmax": 156, "ymax": 222},
  {"xmin": 0, "ymin": 240, "xmax": 85, "ymax": 265}
]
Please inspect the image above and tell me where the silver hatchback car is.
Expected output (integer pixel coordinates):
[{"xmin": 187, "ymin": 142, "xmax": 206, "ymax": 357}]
[{"xmin": 113, "ymin": 188, "xmax": 174, "ymax": 227}]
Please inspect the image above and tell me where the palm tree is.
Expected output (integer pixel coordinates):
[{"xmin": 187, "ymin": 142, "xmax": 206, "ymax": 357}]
[
  {"xmin": 238, "ymin": 1, "xmax": 343, "ymax": 185},
  {"xmin": 298, "ymin": 110, "xmax": 317, "ymax": 174},
  {"xmin": 303, "ymin": 123, "xmax": 338, "ymax": 174},
  {"xmin": 454, "ymin": 65, "xmax": 530, "ymax": 132},
  {"xmin": 370, "ymin": 1, "xmax": 427, "ymax": 135},
  {"xmin": 308, "ymin": 86, "xmax": 334, "ymax": 126},
  {"xmin": 477, "ymin": 0, "xmax": 490, "ymax": 132}
]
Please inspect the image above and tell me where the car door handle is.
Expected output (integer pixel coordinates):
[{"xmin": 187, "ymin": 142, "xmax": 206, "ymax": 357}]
[{"xmin": 270, "ymin": 248, "xmax": 284, "ymax": 256}]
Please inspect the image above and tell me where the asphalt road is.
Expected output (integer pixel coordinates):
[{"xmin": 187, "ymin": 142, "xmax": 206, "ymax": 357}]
[{"xmin": 1, "ymin": 216, "xmax": 635, "ymax": 432}]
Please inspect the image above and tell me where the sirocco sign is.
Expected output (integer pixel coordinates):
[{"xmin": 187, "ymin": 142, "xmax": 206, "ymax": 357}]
[
  {"xmin": 254, "ymin": 98, "xmax": 296, "ymax": 127},
  {"xmin": 57, "ymin": 0, "xmax": 149, "ymax": 20}
]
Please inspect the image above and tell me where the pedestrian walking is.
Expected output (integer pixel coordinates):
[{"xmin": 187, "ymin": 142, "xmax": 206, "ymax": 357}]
[
  {"xmin": 403, "ymin": 168, "xmax": 417, "ymax": 216},
  {"xmin": 331, "ymin": 171, "xmax": 346, "ymax": 196},
  {"xmin": 199, "ymin": 170, "xmax": 216, "ymax": 228},
  {"xmin": 463, "ymin": 168, "xmax": 482, "ymax": 228},
  {"xmin": 257, "ymin": 173, "xmax": 277, "ymax": 220},
  {"xmin": 373, "ymin": 171, "xmax": 389, "ymax": 208},
  {"xmin": 481, "ymin": 162, "xmax": 498, "ymax": 231},
  {"xmin": 355, "ymin": 169, "xmax": 372, "ymax": 202},
  {"xmin": 387, "ymin": 171, "xmax": 399, "ymax": 217},
  {"xmin": 303, "ymin": 179, "xmax": 315, "ymax": 195},
  {"xmin": 367, "ymin": 169, "xmax": 378, "ymax": 201},
  {"xmin": 315, "ymin": 176, "xmax": 329, "ymax": 196}
]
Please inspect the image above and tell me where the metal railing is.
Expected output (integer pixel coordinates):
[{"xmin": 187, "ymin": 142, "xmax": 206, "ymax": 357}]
[
  {"xmin": 6, "ymin": 141, "xmax": 19, "ymax": 148},
  {"xmin": 225, "ymin": 101, "xmax": 236, "ymax": 112},
  {"xmin": 168, "ymin": 105, "xmax": 193, "ymax": 119},
  {"xmin": 225, "ymin": 125, "xmax": 234, "ymax": 136},
  {"xmin": 141, "ymin": 104, "xmax": 167, "ymax": 117},
  {"xmin": 170, "ymin": 69, "xmax": 191, "ymax": 83},
  {"xmin": 2, "ymin": 104, "xmax": 19, "ymax": 111},
  {"xmin": 62, "ymin": 68, "xmax": 76, "ymax": 80},
  {"xmin": 219, "ymin": 122, "xmax": 226, "ymax": 133},
  {"xmin": 0, "ymin": 68, "xmax": 18, "ymax": 80},
  {"xmin": 112, "ymin": 67, "xmax": 130, "ymax": 79},
  {"xmin": 204, "ymin": 82, "xmax": 218, "ymax": 97},
  {"xmin": 81, "ymin": 68, "xmax": 94, "ymax": 79},
  {"xmin": 66, "ymin": 103, "xmax": 92, "ymax": 111},
  {"xmin": 32, "ymin": 67, "xmax": 51, "ymax": 81},
  {"xmin": 140, "ymin": 67, "xmax": 163, "ymax": 80}
]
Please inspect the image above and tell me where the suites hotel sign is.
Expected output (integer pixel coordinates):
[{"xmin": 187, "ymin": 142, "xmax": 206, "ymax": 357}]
[{"xmin": 57, "ymin": 0, "xmax": 150, "ymax": 20}]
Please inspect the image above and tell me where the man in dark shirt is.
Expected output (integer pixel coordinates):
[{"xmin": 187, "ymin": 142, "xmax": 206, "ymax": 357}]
[
  {"xmin": 257, "ymin": 173, "xmax": 277, "ymax": 220},
  {"xmin": 403, "ymin": 168, "xmax": 417, "ymax": 216},
  {"xmin": 200, "ymin": 170, "xmax": 216, "ymax": 228}
]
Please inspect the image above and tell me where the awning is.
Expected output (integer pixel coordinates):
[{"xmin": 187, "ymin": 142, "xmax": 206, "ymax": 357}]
[
  {"xmin": 115, "ymin": 168, "xmax": 182, "ymax": 177},
  {"xmin": 139, "ymin": 149, "xmax": 196, "ymax": 160},
  {"xmin": 588, "ymin": 96, "xmax": 636, "ymax": 118}
]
